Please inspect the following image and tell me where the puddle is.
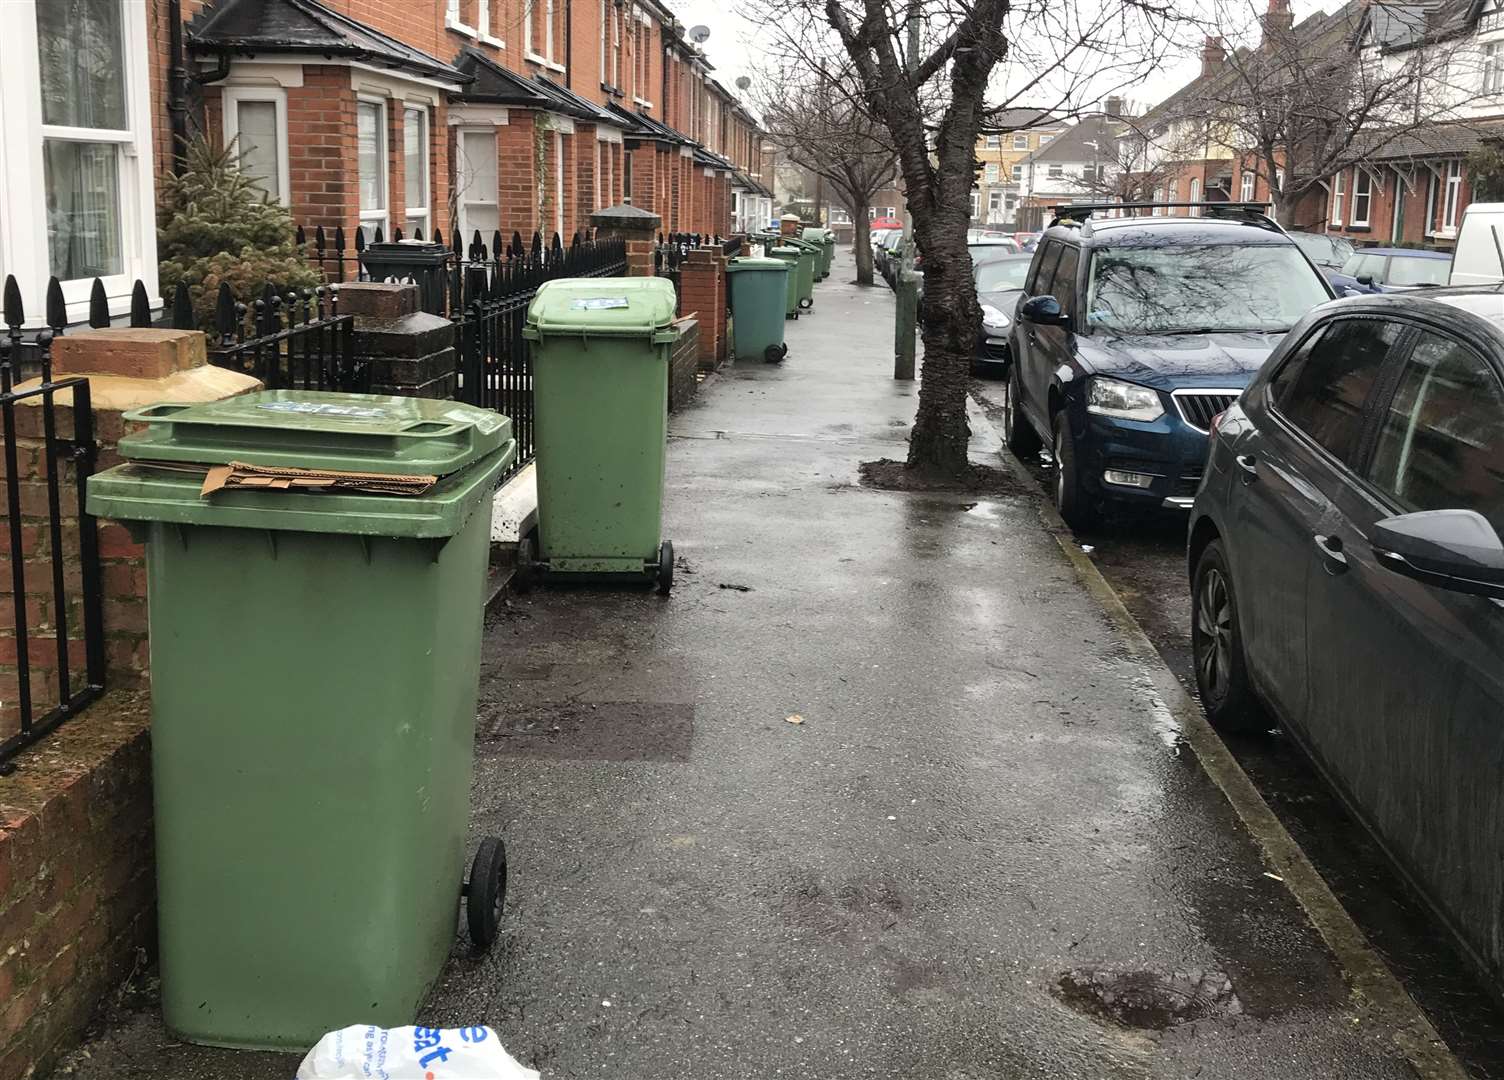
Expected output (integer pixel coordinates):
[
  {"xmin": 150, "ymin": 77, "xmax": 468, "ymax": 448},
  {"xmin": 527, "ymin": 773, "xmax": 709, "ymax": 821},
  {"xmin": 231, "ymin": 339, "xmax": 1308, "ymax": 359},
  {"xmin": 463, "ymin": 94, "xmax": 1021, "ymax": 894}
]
[{"xmin": 1053, "ymin": 967, "xmax": 1241, "ymax": 1031}]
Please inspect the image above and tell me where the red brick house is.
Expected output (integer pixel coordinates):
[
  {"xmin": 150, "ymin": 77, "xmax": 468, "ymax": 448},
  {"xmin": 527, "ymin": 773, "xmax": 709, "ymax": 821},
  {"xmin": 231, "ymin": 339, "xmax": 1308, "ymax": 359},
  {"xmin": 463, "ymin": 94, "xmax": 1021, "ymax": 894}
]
[{"xmin": 1, "ymin": 0, "xmax": 767, "ymax": 325}]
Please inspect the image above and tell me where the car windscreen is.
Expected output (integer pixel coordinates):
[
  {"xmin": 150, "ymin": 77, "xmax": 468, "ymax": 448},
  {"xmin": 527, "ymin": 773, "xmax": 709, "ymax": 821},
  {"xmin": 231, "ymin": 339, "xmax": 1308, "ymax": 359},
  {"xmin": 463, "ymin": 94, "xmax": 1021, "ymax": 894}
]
[
  {"xmin": 1084, "ymin": 242, "xmax": 1330, "ymax": 333},
  {"xmin": 1386, "ymin": 255, "xmax": 1450, "ymax": 287},
  {"xmin": 1339, "ymin": 251, "xmax": 1389, "ymax": 281},
  {"xmin": 975, "ymin": 259, "xmax": 1032, "ymax": 292}
]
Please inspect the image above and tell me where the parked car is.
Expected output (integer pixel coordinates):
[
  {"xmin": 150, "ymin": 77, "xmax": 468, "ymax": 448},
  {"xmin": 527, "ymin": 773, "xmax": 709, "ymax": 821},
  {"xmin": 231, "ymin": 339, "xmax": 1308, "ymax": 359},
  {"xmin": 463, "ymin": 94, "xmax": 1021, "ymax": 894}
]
[
  {"xmin": 875, "ymin": 230, "xmax": 907, "ymax": 282},
  {"xmin": 1286, "ymin": 230, "xmax": 1355, "ymax": 279},
  {"xmin": 914, "ymin": 237, "xmax": 1028, "ymax": 318},
  {"xmin": 1013, "ymin": 232, "xmax": 1042, "ymax": 251},
  {"xmin": 1187, "ymin": 288, "xmax": 1504, "ymax": 991},
  {"xmin": 1004, "ymin": 208, "xmax": 1334, "ymax": 527},
  {"xmin": 871, "ymin": 216, "xmax": 903, "ymax": 230},
  {"xmin": 1328, "ymin": 247, "xmax": 1450, "ymax": 294},
  {"xmin": 972, "ymin": 253, "xmax": 1032, "ymax": 375},
  {"xmin": 1449, "ymin": 201, "xmax": 1504, "ymax": 285}
]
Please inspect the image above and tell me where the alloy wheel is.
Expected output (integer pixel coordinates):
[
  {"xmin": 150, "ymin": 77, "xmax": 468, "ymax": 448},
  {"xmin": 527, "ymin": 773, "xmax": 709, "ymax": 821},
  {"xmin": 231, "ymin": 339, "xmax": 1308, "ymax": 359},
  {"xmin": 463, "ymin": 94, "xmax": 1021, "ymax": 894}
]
[{"xmin": 1195, "ymin": 568, "xmax": 1234, "ymax": 703}]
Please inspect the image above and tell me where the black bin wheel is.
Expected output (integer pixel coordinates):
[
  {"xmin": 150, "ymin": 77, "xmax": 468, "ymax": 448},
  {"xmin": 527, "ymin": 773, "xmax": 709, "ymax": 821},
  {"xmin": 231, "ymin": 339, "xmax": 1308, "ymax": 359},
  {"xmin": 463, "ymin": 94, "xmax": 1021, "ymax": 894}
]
[
  {"xmin": 466, "ymin": 836, "xmax": 508, "ymax": 951},
  {"xmin": 764, "ymin": 344, "xmax": 787, "ymax": 364},
  {"xmin": 657, "ymin": 540, "xmax": 674, "ymax": 596}
]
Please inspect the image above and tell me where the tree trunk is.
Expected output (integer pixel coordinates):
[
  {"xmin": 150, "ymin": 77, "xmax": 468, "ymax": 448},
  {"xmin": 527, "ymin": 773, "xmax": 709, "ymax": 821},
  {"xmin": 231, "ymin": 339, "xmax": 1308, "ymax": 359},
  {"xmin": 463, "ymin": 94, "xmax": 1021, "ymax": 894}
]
[
  {"xmin": 853, "ymin": 206, "xmax": 874, "ymax": 284},
  {"xmin": 905, "ymin": 197, "xmax": 977, "ymax": 474}
]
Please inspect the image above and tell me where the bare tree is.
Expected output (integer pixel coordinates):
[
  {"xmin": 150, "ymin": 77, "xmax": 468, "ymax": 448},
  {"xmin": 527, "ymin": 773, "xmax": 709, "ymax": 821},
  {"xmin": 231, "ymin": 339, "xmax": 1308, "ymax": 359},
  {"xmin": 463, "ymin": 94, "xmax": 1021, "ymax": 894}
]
[
  {"xmin": 1177, "ymin": 0, "xmax": 1489, "ymax": 223},
  {"xmin": 756, "ymin": 63, "xmax": 898, "ymax": 284},
  {"xmin": 749, "ymin": 0, "xmax": 1181, "ymax": 474}
]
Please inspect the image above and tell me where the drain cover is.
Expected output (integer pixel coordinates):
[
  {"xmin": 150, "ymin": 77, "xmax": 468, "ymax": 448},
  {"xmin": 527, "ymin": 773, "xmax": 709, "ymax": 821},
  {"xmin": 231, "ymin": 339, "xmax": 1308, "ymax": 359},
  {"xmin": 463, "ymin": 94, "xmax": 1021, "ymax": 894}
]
[
  {"xmin": 477, "ymin": 700, "xmax": 693, "ymax": 762},
  {"xmin": 1053, "ymin": 967, "xmax": 1241, "ymax": 1030}
]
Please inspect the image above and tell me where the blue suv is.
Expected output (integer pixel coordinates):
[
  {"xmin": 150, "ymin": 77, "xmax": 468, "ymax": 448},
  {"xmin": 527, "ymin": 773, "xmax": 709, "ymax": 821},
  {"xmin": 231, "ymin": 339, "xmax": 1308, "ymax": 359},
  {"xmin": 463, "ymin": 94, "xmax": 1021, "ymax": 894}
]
[{"xmin": 1003, "ymin": 204, "xmax": 1335, "ymax": 527}]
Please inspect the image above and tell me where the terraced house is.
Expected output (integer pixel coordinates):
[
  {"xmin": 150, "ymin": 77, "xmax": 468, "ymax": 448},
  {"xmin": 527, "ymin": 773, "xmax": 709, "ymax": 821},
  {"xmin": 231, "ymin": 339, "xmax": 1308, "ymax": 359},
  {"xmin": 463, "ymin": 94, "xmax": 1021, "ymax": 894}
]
[{"xmin": 0, "ymin": 0, "xmax": 770, "ymax": 324}]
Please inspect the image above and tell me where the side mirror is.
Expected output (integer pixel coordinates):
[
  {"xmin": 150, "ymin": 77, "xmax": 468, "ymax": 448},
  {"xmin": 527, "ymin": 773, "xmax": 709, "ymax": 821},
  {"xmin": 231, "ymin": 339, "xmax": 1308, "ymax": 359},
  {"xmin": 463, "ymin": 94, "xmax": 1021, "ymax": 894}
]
[
  {"xmin": 1356, "ymin": 274, "xmax": 1374, "ymax": 287},
  {"xmin": 1020, "ymin": 295, "xmax": 1069, "ymax": 327},
  {"xmin": 1371, "ymin": 509, "xmax": 1504, "ymax": 599}
]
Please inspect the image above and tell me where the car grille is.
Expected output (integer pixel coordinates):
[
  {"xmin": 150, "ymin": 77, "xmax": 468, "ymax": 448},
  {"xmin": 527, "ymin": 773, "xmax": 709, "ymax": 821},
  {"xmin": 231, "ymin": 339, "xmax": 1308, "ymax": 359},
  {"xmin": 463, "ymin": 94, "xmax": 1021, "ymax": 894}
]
[
  {"xmin": 1171, "ymin": 470, "xmax": 1204, "ymax": 498},
  {"xmin": 1172, "ymin": 390, "xmax": 1239, "ymax": 433},
  {"xmin": 983, "ymin": 341, "xmax": 1010, "ymax": 362}
]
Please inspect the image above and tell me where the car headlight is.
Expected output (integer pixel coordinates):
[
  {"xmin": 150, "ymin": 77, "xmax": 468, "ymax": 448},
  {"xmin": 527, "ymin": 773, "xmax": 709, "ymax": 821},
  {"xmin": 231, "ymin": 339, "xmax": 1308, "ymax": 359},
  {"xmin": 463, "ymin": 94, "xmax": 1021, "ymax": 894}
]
[
  {"xmin": 1086, "ymin": 377, "xmax": 1164, "ymax": 422},
  {"xmin": 980, "ymin": 303, "xmax": 1010, "ymax": 330}
]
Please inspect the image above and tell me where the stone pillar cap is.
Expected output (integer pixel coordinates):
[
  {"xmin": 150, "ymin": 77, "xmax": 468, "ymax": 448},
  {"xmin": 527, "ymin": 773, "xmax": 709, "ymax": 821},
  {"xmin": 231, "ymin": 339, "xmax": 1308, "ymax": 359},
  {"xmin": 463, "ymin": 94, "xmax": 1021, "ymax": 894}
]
[{"xmin": 592, "ymin": 204, "xmax": 663, "ymax": 231}]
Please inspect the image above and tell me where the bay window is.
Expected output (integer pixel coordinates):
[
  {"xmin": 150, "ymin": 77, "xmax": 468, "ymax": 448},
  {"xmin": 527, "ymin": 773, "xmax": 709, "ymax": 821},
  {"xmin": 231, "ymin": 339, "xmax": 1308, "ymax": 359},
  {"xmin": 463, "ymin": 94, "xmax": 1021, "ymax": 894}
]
[
  {"xmin": 403, "ymin": 107, "xmax": 429, "ymax": 238},
  {"xmin": 0, "ymin": 0, "xmax": 157, "ymax": 319},
  {"xmin": 357, "ymin": 100, "xmax": 388, "ymax": 244}
]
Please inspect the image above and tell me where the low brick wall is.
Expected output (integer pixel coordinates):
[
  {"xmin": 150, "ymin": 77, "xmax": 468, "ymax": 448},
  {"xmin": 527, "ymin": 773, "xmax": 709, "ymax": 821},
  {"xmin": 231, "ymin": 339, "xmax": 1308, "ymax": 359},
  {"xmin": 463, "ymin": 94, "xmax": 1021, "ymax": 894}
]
[
  {"xmin": 669, "ymin": 319, "xmax": 701, "ymax": 413},
  {"xmin": 0, "ymin": 690, "xmax": 153, "ymax": 1080},
  {"xmin": 678, "ymin": 250, "xmax": 727, "ymax": 371}
]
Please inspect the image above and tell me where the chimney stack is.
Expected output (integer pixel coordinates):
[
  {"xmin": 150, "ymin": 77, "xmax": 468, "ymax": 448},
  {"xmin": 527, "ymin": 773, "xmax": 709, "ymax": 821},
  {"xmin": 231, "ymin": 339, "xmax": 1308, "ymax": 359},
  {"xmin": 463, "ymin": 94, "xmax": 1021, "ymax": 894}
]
[
  {"xmin": 1200, "ymin": 35, "xmax": 1226, "ymax": 77},
  {"xmin": 1261, "ymin": 0, "xmax": 1294, "ymax": 40},
  {"xmin": 1105, "ymin": 96, "xmax": 1124, "ymax": 118}
]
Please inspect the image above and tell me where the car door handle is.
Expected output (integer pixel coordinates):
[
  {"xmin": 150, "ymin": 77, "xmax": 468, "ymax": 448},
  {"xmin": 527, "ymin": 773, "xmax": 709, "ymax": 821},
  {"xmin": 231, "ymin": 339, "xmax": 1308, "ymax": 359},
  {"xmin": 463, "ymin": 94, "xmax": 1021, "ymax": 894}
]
[
  {"xmin": 1313, "ymin": 533, "xmax": 1348, "ymax": 574},
  {"xmin": 1235, "ymin": 454, "xmax": 1257, "ymax": 483}
]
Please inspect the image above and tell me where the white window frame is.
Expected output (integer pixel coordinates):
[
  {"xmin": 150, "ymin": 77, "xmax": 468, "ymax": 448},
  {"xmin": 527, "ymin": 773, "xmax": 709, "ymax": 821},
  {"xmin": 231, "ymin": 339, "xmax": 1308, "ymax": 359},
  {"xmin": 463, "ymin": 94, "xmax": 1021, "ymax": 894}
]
[
  {"xmin": 223, "ymin": 86, "xmax": 290, "ymax": 207},
  {"xmin": 1152, "ymin": 187, "xmax": 1164, "ymax": 215},
  {"xmin": 1443, "ymin": 160, "xmax": 1463, "ymax": 232},
  {"xmin": 554, "ymin": 130, "xmax": 566, "ymax": 238},
  {"xmin": 402, "ymin": 105, "xmax": 430, "ymax": 238},
  {"xmin": 1048, "ymin": 164, "xmax": 1063, "ymax": 179},
  {"xmin": 357, "ymin": 97, "xmax": 389, "ymax": 244},
  {"xmin": 1351, "ymin": 168, "xmax": 1372, "ymax": 227},
  {"xmin": 1330, "ymin": 170, "xmax": 1345, "ymax": 226},
  {"xmin": 1189, "ymin": 177, "xmax": 1200, "ymax": 213},
  {"xmin": 1240, "ymin": 170, "xmax": 1255, "ymax": 201},
  {"xmin": 455, "ymin": 126, "xmax": 499, "ymax": 247},
  {"xmin": 525, "ymin": 0, "xmax": 565, "ymax": 71},
  {"xmin": 1011, "ymin": 163, "xmax": 1023, "ymax": 181},
  {"xmin": 984, "ymin": 162, "xmax": 999, "ymax": 183},
  {"xmin": 0, "ymin": 0, "xmax": 158, "ymax": 322},
  {"xmin": 1012, "ymin": 134, "xmax": 1029, "ymax": 150},
  {"xmin": 633, "ymin": 9, "xmax": 654, "ymax": 109},
  {"xmin": 1486, "ymin": 41, "xmax": 1504, "ymax": 94}
]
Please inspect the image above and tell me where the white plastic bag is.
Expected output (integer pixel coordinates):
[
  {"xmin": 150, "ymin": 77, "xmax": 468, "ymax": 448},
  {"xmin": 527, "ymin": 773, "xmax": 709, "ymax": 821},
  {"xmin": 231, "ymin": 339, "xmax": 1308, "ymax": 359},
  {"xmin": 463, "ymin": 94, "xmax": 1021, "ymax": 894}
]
[{"xmin": 295, "ymin": 1025, "xmax": 540, "ymax": 1080}]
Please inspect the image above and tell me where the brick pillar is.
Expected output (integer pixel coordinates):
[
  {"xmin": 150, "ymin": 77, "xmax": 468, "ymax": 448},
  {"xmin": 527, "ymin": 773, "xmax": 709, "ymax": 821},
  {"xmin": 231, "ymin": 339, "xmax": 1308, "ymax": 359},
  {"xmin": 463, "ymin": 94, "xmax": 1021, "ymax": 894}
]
[
  {"xmin": 339, "ymin": 283, "xmax": 457, "ymax": 398},
  {"xmin": 388, "ymin": 103, "xmax": 407, "ymax": 233},
  {"xmin": 629, "ymin": 145, "xmax": 657, "ymax": 217},
  {"xmin": 576, "ymin": 126, "xmax": 598, "ymax": 237},
  {"xmin": 4, "ymin": 331, "xmax": 261, "ymax": 691},
  {"xmin": 592, "ymin": 204, "xmax": 663, "ymax": 276},
  {"xmin": 286, "ymin": 66, "xmax": 358, "ymax": 239},
  {"xmin": 779, "ymin": 213, "xmax": 802, "ymax": 237},
  {"xmin": 498, "ymin": 112, "xmax": 541, "ymax": 237},
  {"xmin": 679, "ymin": 247, "xmax": 728, "ymax": 369}
]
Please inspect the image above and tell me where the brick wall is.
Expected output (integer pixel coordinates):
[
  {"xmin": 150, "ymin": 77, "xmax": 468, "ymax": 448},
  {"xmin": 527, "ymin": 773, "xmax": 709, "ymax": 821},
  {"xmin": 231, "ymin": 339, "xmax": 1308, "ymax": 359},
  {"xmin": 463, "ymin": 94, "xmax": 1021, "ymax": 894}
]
[
  {"xmin": 668, "ymin": 318, "xmax": 701, "ymax": 412},
  {"xmin": 287, "ymin": 67, "xmax": 359, "ymax": 237},
  {"xmin": 0, "ymin": 691, "xmax": 154, "ymax": 1080},
  {"xmin": 678, "ymin": 248, "xmax": 727, "ymax": 369},
  {"xmin": 499, "ymin": 115, "xmax": 542, "ymax": 238}
]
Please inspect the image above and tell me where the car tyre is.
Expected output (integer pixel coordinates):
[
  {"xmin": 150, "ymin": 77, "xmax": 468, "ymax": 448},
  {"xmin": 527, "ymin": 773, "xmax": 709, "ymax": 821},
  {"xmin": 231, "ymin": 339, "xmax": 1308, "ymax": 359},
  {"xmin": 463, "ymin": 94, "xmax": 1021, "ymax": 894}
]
[
  {"xmin": 1004, "ymin": 363, "xmax": 1041, "ymax": 455},
  {"xmin": 1051, "ymin": 412, "xmax": 1097, "ymax": 530},
  {"xmin": 1191, "ymin": 540, "xmax": 1263, "ymax": 732}
]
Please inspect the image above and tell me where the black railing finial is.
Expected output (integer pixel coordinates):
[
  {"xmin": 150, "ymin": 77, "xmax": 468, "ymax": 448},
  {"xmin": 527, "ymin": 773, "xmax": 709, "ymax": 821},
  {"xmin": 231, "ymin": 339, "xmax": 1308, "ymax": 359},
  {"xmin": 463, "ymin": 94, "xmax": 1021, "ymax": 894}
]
[
  {"xmin": 46, "ymin": 278, "xmax": 68, "ymax": 332},
  {"xmin": 172, "ymin": 282, "xmax": 194, "ymax": 330},
  {"xmin": 88, "ymin": 279, "xmax": 110, "ymax": 329},
  {"xmin": 3, "ymin": 275, "xmax": 23, "ymax": 334},
  {"xmin": 129, "ymin": 281, "xmax": 152, "ymax": 328},
  {"xmin": 215, "ymin": 282, "xmax": 237, "ymax": 345}
]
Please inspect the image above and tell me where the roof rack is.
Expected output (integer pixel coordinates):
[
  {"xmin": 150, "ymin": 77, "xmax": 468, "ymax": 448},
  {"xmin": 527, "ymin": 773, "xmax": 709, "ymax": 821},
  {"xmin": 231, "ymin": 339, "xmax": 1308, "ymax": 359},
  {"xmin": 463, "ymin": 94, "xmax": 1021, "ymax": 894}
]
[{"xmin": 1048, "ymin": 202, "xmax": 1275, "ymax": 230}]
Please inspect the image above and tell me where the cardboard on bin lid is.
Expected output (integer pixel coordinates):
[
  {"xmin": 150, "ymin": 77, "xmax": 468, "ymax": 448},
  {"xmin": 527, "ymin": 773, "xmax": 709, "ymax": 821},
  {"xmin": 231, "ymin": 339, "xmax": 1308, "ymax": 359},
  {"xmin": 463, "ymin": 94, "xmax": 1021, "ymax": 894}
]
[
  {"xmin": 523, "ymin": 277, "xmax": 679, "ymax": 341},
  {"xmin": 115, "ymin": 390, "xmax": 512, "ymax": 477}
]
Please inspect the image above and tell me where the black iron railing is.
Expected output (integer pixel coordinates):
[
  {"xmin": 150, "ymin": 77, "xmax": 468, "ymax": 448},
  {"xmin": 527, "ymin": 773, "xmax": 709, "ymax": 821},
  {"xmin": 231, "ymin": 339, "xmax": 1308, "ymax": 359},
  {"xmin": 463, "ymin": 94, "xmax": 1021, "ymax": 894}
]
[
  {"xmin": 0, "ymin": 277, "xmax": 105, "ymax": 770},
  {"xmin": 204, "ymin": 283, "xmax": 362, "ymax": 393}
]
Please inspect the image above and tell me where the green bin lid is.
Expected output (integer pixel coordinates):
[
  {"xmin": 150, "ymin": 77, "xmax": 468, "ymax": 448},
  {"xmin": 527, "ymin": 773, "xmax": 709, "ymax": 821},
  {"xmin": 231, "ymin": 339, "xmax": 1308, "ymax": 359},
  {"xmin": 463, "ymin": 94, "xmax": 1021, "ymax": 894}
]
[
  {"xmin": 769, "ymin": 246, "xmax": 801, "ymax": 257},
  {"xmin": 114, "ymin": 390, "xmax": 512, "ymax": 477},
  {"xmin": 523, "ymin": 277, "xmax": 679, "ymax": 342},
  {"xmin": 727, "ymin": 257, "xmax": 791, "ymax": 273}
]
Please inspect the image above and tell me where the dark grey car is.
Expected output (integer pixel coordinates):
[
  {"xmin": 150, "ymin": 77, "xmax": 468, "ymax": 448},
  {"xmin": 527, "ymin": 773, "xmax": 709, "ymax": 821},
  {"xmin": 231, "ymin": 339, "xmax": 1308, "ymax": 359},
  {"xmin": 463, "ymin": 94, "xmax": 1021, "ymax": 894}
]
[{"xmin": 1188, "ymin": 290, "xmax": 1504, "ymax": 991}]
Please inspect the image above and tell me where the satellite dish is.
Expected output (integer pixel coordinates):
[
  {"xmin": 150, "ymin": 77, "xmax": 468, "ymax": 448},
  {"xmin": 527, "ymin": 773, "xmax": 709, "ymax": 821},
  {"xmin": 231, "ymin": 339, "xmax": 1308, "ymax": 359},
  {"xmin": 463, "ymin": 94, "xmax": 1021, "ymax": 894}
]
[
  {"xmin": 735, "ymin": 75, "xmax": 751, "ymax": 90},
  {"xmin": 689, "ymin": 24, "xmax": 711, "ymax": 42}
]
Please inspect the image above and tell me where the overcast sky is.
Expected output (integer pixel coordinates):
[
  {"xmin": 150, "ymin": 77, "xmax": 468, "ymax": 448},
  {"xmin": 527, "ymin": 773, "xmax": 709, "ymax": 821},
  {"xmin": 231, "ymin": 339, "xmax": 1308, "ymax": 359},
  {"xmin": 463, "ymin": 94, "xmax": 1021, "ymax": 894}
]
[{"xmin": 667, "ymin": 0, "xmax": 1351, "ymax": 122}]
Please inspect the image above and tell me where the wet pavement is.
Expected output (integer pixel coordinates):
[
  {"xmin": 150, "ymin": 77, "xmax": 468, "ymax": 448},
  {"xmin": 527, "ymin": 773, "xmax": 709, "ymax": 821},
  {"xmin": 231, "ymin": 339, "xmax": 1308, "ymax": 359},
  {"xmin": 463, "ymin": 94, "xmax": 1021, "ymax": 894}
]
[
  {"xmin": 66, "ymin": 252, "xmax": 1445, "ymax": 1079},
  {"xmin": 969, "ymin": 376, "xmax": 1504, "ymax": 1078}
]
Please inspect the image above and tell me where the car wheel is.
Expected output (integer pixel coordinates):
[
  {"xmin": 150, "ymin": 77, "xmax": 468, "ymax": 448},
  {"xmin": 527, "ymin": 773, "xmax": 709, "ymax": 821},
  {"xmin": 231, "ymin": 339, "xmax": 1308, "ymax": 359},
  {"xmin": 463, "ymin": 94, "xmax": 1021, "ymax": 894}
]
[
  {"xmin": 1051, "ymin": 411, "xmax": 1097, "ymax": 529},
  {"xmin": 1004, "ymin": 363, "xmax": 1041, "ymax": 455},
  {"xmin": 1191, "ymin": 540, "xmax": 1263, "ymax": 732}
]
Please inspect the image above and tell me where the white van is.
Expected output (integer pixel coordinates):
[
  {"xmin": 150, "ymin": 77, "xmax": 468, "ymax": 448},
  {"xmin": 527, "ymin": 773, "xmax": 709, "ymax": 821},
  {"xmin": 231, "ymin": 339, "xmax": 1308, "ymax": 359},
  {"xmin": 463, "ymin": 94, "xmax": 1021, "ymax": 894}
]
[{"xmin": 1448, "ymin": 202, "xmax": 1504, "ymax": 285}]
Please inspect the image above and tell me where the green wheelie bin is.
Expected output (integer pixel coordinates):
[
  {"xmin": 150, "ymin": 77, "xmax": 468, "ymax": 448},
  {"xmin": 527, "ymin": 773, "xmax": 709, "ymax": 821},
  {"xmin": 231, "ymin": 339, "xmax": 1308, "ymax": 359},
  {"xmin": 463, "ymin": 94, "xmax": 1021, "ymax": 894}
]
[
  {"xmin": 519, "ymin": 276, "xmax": 679, "ymax": 593},
  {"xmin": 778, "ymin": 235, "xmax": 820, "ymax": 310},
  {"xmin": 802, "ymin": 227, "xmax": 833, "ymax": 279},
  {"xmin": 767, "ymin": 245, "xmax": 804, "ymax": 319},
  {"xmin": 726, "ymin": 256, "xmax": 791, "ymax": 363},
  {"xmin": 85, "ymin": 391, "xmax": 517, "ymax": 1051}
]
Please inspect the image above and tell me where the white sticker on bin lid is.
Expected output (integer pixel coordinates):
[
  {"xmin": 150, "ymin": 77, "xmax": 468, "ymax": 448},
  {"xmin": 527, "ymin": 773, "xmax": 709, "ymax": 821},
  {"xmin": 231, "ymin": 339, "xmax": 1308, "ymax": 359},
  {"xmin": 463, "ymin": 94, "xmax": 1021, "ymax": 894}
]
[
  {"xmin": 255, "ymin": 401, "xmax": 389, "ymax": 419},
  {"xmin": 570, "ymin": 297, "xmax": 630, "ymax": 310}
]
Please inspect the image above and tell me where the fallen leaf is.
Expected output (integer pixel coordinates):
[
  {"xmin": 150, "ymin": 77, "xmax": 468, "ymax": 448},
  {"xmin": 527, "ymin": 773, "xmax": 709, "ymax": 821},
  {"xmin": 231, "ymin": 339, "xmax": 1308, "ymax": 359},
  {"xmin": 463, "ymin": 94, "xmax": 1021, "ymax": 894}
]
[
  {"xmin": 785, "ymin": 714, "xmax": 805, "ymax": 725},
  {"xmin": 718, "ymin": 583, "xmax": 753, "ymax": 592},
  {"xmin": 1262, "ymin": 871, "xmax": 1285, "ymax": 882}
]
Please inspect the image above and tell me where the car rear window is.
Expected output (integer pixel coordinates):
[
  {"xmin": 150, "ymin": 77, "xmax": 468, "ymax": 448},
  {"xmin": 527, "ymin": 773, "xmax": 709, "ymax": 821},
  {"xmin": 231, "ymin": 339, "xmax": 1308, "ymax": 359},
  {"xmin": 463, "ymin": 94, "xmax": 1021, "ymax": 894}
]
[
  {"xmin": 1340, "ymin": 252, "xmax": 1389, "ymax": 282},
  {"xmin": 1270, "ymin": 317, "xmax": 1406, "ymax": 467}
]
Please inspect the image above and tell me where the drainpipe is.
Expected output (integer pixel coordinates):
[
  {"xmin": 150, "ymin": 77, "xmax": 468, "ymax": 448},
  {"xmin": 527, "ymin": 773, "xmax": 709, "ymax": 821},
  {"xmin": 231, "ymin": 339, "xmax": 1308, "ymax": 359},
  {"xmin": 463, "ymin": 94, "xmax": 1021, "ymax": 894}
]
[
  {"xmin": 565, "ymin": 0, "xmax": 573, "ymax": 88},
  {"xmin": 167, "ymin": 0, "xmax": 190, "ymax": 174}
]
